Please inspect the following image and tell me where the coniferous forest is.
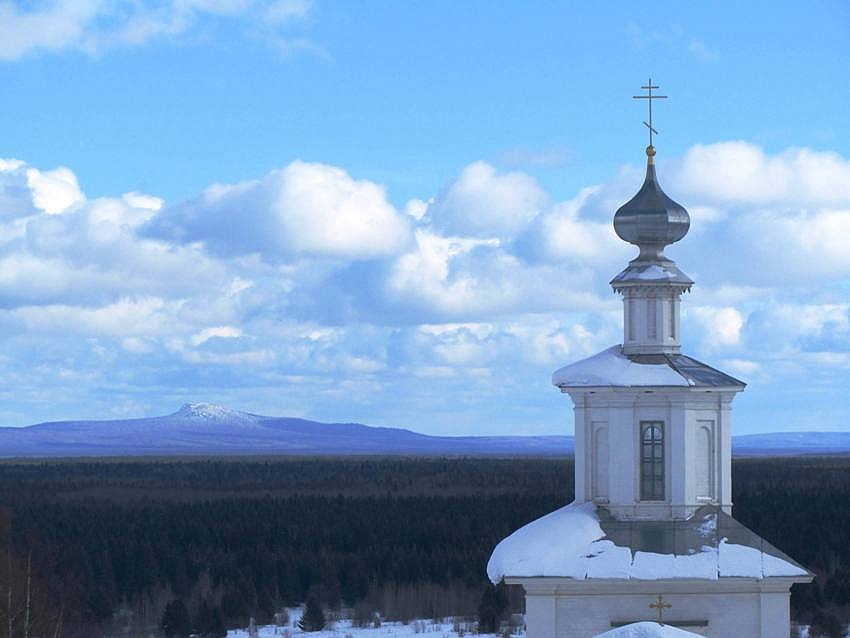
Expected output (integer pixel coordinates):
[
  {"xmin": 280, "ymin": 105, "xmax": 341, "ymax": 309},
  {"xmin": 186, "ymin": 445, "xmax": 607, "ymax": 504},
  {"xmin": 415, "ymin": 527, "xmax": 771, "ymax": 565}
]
[{"xmin": 1, "ymin": 456, "xmax": 849, "ymax": 637}]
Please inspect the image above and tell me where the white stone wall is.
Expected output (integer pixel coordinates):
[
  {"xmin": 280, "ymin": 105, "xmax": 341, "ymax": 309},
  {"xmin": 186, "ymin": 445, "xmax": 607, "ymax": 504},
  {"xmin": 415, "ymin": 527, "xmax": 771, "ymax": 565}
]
[
  {"xmin": 513, "ymin": 578, "xmax": 800, "ymax": 638},
  {"xmin": 621, "ymin": 287, "xmax": 683, "ymax": 356},
  {"xmin": 553, "ymin": 591, "xmax": 757, "ymax": 637},
  {"xmin": 570, "ymin": 389, "xmax": 738, "ymax": 520}
]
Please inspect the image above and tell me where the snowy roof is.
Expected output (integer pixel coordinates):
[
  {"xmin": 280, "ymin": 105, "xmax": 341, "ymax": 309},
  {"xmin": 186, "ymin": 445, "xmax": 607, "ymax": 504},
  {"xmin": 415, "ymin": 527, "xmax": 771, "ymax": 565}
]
[
  {"xmin": 610, "ymin": 261, "xmax": 693, "ymax": 289},
  {"xmin": 486, "ymin": 501, "xmax": 810, "ymax": 583},
  {"xmin": 593, "ymin": 622, "xmax": 702, "ymax": 638},
  {"xmin": 551, "ymin": 346, "xmax": 745, "ymax": 390}
]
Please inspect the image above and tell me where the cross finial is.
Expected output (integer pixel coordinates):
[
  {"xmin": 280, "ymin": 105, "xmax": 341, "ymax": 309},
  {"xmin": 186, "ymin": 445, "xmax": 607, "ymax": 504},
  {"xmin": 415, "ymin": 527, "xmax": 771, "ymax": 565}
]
[
  {"xmin": 633, "ymin": 78, "xmax": 667, "ymax": 151},
  {"xmin": 649, "ymin": 594, "xmax": 672, "ymax": 624}
]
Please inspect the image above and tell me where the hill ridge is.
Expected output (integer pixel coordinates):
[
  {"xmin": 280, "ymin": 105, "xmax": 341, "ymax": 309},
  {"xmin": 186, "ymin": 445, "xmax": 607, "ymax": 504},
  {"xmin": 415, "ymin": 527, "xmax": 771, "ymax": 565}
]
[{"xmin": 0, "ymin": 405, "xmax": 847, "ymax": 458}]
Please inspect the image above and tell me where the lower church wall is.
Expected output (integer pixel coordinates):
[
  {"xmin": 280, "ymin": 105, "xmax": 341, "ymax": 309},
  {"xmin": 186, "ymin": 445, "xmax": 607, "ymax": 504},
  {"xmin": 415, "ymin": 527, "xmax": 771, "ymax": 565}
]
[{"xmin": 520, "ymin": 584, "xmax": 791, "ymax": 638}]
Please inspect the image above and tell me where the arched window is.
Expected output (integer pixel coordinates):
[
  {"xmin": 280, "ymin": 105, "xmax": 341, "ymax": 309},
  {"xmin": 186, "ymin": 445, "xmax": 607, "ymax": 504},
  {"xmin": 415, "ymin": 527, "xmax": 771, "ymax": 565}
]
[
  {"xmin": 641, "ymin": 422, "xmax": 665, "ymax": 501},
  {"xmin": 592, "ymin": 425, "xmax": 609, "ymax": 500},
  {"xmin": 695, "ymin": 423, "xmax": 714, "ymax": 500}
]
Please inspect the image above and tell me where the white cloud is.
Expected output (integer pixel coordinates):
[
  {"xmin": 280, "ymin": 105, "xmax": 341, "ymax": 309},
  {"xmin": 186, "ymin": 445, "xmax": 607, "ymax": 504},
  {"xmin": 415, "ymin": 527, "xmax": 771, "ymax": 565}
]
[
  {"xmin": 26, "ymin": 166, "xmax": 85, "ymax": 215},
  {"xmin": 384, "ymin": 229, "xmax": 604, "ymax": 321},
  {"xmin": 265, "ymin": 0, "xmax": 312, "ymax": 22},
  {"xmin": 180, "ymin": 348, "xmax": 277, "ymax": 366},
  {"xmin": 121, "ymin": 336, "xmax": 156, "ymax": 354},
  {"xmin": 688, "ymin": 205, "xmax": 726, "ymax": 225},
  {"xmin": 5, "ymin": 296, "xmax": 180, "ymax": 337},
  {"xmin": 673, "ymin": 142, "xmax": 850, "ymax": 206},
  {"xmin": 0, "ymin": 160, "xmax": 40, "ymax": 219},
  {"xmin": 745, "ymin": 303, "xmax": 849, "ymax": 347},
  {"xmin": 536, "ymin": 186, "xmax": 622, "ymax": 264},
  {"xmin": 0, "ymin": 1, "xmax": 99, "ymax": 61},
  {"xmin": 428, "ymin": 161, "xmax": 547, "ymax": 239},
  {"xmin": 0, "ymin": 0, "xmax": 316, "ymax": 60},
  {"xmin": 720, "ymin": 359, "xmax": 761, "ymax": 377},
  {"xmin": 122, "ymin": 191, "xmax": 163, "ymax": 211},
  {"xmin": 689, "ymin": 306, "xmax": 744, "ymax": 348},
  {"xmin": 404, "ymin": 198, "xmax": 429, "ymax": 221},
  {"xmin": 151, "ymin": 160, "xmax": 411, "ymax": 261},
  {"xmin": 735, "ymin": 208, "xmax": 850, "ymax": 280},
  {"xmin": 2, "ymin": 146, "xmax": 850, "ymax": 434},
  {"xmin": 386, "ymin": 230, "xmax": 502, "ymax": 316},
  {"xmin": 191, "ymin": 325, "xmax": 243, "ymax": 345}
]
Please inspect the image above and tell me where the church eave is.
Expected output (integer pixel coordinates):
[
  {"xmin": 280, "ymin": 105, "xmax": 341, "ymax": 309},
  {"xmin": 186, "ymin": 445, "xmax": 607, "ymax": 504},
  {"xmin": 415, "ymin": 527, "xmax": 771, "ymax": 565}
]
[
  {"xmin": 556, "ymin": 384, "xmax": 744, "ymax": 394},
  {"xmin": 487, "ymin": 502, "xmax": 813, "ymax": 584},
  {"xmin": 609, "ymin": 262, "xmax": 694, "ymax": 290},
  {"xmin": 551, "ymin": 346, "xmax": 746, "ymax": 390},
  {"xmin": 504, "ymin": 575, "xmax": 813, "ymax": 592}
]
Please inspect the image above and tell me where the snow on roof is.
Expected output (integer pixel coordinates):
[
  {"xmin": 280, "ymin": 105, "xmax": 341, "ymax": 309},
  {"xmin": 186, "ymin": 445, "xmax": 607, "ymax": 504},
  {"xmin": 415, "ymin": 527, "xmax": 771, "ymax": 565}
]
[
  {"xmin": 551, "ymin": 346, "xmax": 689, "ymax": 388},
  {"xmin": 593, "ymin": 622, "xmax": 702, "ymax": 638},
  {"xmin": 486, "ymin": 501, "xmax": 809, "ymax": 583},
  {"xmin": 610, "ymin": 261, "xmax": 694, "ymax": 287},
  {"xmin": 551, "ymin": 346, "xmax": 746, "ymax": 389}
]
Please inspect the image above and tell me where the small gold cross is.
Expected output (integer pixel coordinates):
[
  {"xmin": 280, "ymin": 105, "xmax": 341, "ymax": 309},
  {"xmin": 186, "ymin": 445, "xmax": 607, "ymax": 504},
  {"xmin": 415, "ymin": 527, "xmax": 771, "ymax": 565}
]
[
  {"xmin": 649, "ymin": 594, "xmax": 672, "ymax": 624},
  {"xmin": 633, "ymin": 78, "xmax": 668, "ymax": 148}
]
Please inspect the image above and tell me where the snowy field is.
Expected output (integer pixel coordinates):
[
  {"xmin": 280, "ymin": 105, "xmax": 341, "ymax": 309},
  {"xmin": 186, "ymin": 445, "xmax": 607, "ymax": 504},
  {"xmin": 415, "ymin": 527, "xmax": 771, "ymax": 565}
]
[
  {"xmin": 228, "ymin": 610, "xmax": 521, "ymax": 638},
  {"xmin": 226, "ymin": 611, "xmax": 822, "ymax": 638}
]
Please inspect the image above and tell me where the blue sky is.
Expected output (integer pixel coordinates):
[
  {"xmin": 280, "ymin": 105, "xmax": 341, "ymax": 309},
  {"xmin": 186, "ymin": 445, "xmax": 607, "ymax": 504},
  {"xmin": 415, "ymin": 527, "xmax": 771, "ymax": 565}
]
[{"xmin": 0, "ymin": 1, "xmax": 849, "ymax": 435}]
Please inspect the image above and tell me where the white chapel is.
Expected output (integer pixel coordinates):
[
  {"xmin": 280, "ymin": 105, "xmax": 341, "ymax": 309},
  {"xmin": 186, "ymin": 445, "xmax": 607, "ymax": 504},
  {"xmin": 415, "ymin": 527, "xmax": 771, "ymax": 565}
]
[{"xmin": 487, "ymin": 83, "xmax": 812, "ymax": 638}]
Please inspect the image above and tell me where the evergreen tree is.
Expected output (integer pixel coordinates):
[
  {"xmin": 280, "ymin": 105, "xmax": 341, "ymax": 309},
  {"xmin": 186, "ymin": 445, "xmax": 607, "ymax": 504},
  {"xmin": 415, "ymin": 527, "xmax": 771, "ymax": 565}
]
[
  {"xmin": 477, "ymin": 580, "xmax": 509, "ymax": 633},
  {"xmin": 811, "ymin": 607, "xmax": 848, "ymax": 638},
  {"xmin": 162, "ymin": 599, "xmax": 192, "ymax": 638},
  {"xmin": 211, "ymin": 607, "xmax": 227, "ymax": 638},
  {"xmin": 298, "ymin": 596, "xmax": 326, "ymax": 632},
  {"xmin": 194, "ymin": 599, "xmax": 214, "ymax": 636}
]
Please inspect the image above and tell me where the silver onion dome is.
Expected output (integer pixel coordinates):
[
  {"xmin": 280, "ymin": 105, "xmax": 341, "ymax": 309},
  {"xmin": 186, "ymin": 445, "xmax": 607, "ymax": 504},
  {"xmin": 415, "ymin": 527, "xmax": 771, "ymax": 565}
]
[{"xmin": 613, "ymin": 145, "xmax": 690, "ymax": 261}]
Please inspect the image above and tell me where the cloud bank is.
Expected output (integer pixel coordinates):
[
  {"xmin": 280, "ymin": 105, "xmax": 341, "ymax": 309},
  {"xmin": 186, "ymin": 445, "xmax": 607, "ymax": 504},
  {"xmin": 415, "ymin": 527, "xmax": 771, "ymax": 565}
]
[
  {"xmin": 0, "ymin": 0, "xmax": 316, "ymax": 60},
  {"xmin": 0, "ymin": 141, "xmax": 848, "ymax": 433}
]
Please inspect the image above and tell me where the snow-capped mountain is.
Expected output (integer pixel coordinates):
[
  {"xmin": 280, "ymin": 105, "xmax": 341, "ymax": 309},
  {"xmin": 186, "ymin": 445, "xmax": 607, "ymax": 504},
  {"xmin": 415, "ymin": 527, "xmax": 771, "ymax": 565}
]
[
  {"xmin": 0, "ymin": 403, "xmax": 572, "ymax": 457},
  {"xmin": 0, "ymin": 404, "xmax": 846, "ymax": 458}
]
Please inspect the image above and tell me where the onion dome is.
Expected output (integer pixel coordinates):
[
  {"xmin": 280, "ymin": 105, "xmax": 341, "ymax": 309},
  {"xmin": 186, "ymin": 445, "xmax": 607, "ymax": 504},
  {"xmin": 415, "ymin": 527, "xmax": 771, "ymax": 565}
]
[{"xmin": 613, "ymin": 145, "xmax": 690, "ymax": 261}]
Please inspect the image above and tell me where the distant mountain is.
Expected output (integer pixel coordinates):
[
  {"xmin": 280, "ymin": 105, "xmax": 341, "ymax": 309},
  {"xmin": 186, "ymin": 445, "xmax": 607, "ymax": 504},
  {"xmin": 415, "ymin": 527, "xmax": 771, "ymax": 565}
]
[
  {"xmin": 0, "ymin": 403, "xmax": 846, "ymax": 458},
  {"xmin": 0, "ymin": 403, "xmax": 572, "ymax": 458},
  {"xmin": 732, "ymin": 431, "xmax": 850, "ymax": 457}
]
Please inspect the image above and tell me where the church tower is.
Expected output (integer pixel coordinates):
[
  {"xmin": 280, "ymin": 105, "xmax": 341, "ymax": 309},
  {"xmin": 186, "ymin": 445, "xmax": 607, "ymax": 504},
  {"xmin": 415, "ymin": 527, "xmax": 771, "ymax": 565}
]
[
  {"xmin": 560, "ymin": 139, "xmax": 744, "ymax": 522},
  {"xmin": 487, "ymin": 81, "xmax": 812, "ymax": 638}
]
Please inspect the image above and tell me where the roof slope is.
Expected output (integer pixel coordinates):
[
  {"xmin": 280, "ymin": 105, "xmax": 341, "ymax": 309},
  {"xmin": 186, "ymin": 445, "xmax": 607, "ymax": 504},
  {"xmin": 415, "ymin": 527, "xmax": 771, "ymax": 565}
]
[
  {"xmin": 551, "ymin": 346, "xmax": 745, "ymax": 389},
  {"xmin": 487, "ymin": 501, "xmax": 809, "ymax": 583}
]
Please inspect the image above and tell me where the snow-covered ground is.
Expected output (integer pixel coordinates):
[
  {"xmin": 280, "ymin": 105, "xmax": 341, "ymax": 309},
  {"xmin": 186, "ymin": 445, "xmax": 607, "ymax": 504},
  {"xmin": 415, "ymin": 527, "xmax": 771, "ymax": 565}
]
[
  {"xmin": 228, "ymin": 610, "xmax": 520, "ymax": 638},
  {"xmin": 227, "ymin": 615, "xmax": 822, "ymax": 638}
]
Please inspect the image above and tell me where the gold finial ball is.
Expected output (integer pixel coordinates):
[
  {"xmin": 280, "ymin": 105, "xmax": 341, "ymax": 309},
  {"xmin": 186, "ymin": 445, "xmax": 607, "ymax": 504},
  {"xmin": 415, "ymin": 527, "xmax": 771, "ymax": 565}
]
[{"xmin": 646, "ymin": 145, "xmax": 656, "ymax": 157}]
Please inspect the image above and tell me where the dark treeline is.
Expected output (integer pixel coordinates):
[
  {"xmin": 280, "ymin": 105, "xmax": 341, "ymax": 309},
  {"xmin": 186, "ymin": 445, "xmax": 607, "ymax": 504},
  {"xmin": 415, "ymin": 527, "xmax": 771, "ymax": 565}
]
[{"xmin": 0, "ymin": 456, "xmax": 847, "ymax": 637}]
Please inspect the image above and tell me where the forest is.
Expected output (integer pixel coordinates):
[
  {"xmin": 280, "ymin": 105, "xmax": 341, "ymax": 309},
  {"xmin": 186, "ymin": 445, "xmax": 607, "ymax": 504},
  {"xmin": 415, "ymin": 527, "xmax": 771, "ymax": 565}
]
[{"xmin": 1, "ymin": 456, "xmax": 849, "ymax": 637}]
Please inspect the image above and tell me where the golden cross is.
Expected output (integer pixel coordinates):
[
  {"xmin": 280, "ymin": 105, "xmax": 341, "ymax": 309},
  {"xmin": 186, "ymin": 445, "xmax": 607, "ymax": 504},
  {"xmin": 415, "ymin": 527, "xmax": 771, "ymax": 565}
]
[
  {"xmin": 649, "ymin": 594, "xmax": 672, "ymax": 624},
  {"xmin": 633, "ymin": 78, "xmax": 667, "ymax": 148}
]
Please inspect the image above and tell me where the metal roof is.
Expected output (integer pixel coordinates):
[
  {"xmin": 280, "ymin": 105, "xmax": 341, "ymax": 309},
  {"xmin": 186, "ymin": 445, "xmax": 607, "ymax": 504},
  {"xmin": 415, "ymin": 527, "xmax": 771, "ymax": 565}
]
[
  {"xmin": 610, "ymin": 260, "xmax": 694, "ymax": 290},
  {"xmin": 552, "ymin": 346, "xmax": 746, "ymax": 390},
  {"xmin": 613, "ymin": 154, "xmax": 690, "ymax": 259},
  {"xmin": 596, "ymin": 505, "xmax": 811, "ymax": 578},
  {"xmin": 629, "ymin": 353, "xmax": 746, "ymax": 389}
]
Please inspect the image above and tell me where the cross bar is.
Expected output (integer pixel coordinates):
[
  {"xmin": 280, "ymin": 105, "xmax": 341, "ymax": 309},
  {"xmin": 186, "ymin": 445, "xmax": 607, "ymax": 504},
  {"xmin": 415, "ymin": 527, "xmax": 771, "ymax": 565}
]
[
  {"xmin": 632, "ymin": 77, "xmax": 668, "ymax": 148},
  {"xmin": 649, "ymin": 594, "xmax": 672, "ymax": 624}
]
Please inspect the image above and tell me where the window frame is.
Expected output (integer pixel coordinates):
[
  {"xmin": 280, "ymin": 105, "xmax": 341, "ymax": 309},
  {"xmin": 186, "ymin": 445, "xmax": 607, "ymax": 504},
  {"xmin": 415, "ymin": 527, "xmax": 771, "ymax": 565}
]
[{"xmin": 640, "ymin": 421, "xmax": 665, "ymax": 501}]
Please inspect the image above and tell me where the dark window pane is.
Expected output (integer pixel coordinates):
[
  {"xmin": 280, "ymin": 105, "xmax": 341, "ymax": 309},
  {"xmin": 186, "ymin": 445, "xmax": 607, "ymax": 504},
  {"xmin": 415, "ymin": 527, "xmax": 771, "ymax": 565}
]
[{"xmin": 640, "ymin": 422, "xmax": 664, "ymax": 501}]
